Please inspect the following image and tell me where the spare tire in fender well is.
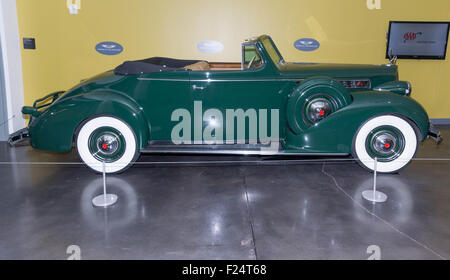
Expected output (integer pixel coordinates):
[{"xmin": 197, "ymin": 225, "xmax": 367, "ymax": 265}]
[{"xmin": 286, "ymin": 77, "xmax": 352, "ymax": 134}]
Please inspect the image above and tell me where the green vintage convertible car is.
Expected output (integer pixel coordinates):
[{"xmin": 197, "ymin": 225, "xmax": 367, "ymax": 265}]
[{"xmin": 10, "ymin": 35, "xmax": 441, "ymax": 173}]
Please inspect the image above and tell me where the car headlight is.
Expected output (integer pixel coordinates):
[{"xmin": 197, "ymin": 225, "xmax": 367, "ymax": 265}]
[
  {"xmin": 373, "ymin": 81, "xmax": 412, "ymax": 96},
  {"xmin": 405, "ymin": 81, "xmax": 412, "ymax": 96}
]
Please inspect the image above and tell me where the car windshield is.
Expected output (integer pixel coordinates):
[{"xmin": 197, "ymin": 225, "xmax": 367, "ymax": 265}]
[
  {"xmin": 261, "ymin": 37, "xmax": 284, "ymax": 66},
  {"xmin": 242, "ymin": 44, "xmax": 263, "ymax": 69}
]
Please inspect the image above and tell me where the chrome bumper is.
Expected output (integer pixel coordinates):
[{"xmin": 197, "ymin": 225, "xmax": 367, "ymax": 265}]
[
  {"xmin": 8, "ymin": 91, "xmax": 65, "ymax": 147},
  {"xmin": 8, "ymin": 127, "xmax": 29, "ymax": 146},
  {"xmin": 428, "ymin": 123, "xmax": 443, "ymax": 144}
]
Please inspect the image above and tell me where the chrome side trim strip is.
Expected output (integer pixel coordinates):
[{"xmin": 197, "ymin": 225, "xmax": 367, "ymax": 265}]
[
  {"xmin": 137, "ymin": 78, "xmax": 304, "ymax": 82},
  {"xmin": 137, "ymin": 77, "xmax": 371, "ymax": 89},
  {"xmin": 137, "ymin": 78, "xmax": 189, "ymax": 82},
  {"xmin": 140, "ymin": 148, "xmax": 348, "ymax": 156}
]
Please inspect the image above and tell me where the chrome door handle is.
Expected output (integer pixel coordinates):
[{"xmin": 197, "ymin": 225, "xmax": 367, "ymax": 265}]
[{"xmin": 192, "ymin": 85, "xmax": 205, "ymax": 90}]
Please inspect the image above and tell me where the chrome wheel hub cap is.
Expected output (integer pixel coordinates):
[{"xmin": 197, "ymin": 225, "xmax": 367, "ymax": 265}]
[
  {"xmin": 372, "ymin": 132, "xmax": 396, "ymax": 155},
  {"xmin": 96, "ymin": 133, "xmax": 119, "ymax": 155},
  {"xmin": 306, "ymin": 98, "xmax": 332, "ymax": 123}
]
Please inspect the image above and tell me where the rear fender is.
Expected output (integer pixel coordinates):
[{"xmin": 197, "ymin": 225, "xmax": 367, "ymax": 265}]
[{"xmin": 29, "ymin": 91, "xmax": 150, "ymax": 152}]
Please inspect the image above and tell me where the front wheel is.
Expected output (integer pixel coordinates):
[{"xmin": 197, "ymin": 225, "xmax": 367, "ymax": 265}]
[
  {"xmin": 76, "ymin": 116, "xmax": 139, "ymax": 173},
  {"xmin": 352, "ymin": 115, "xmax": 418, "ymax": 173}
]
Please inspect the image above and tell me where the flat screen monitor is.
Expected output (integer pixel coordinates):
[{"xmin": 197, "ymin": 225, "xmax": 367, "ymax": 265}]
[{"xmin": 386, "ymin": 21, "xmax": 450, "ymax": 59}]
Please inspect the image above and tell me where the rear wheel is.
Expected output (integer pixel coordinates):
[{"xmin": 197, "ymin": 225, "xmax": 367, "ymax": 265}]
[
  {"xmin": 352, "ymin": 115, "xmax": 418, "ymax": 173},
  {"xmin": 76, "ymin": 116, "xmax": 139, "ymax": 173}
]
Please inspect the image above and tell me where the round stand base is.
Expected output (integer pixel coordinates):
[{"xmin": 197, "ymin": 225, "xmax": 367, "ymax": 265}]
[
  {"xmin": 362, "ymin": 190, "xmax": 387, "ymax": 203},
  {"xmin": 92, "ymin": 194, "xmax": 118, "ymax": 207}
]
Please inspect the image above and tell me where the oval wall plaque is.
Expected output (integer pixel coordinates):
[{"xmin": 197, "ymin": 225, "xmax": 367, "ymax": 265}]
[
  {"xmin": 197, "ymin": 40, "xmax": 224, "ymax": 54},
  {"xmin": 95, "ymin": 41, "xmax": 123, "ymax": 55},
  {"xmin": 294, "ymin": 38, "xmax": 320, "ymax": 52}
]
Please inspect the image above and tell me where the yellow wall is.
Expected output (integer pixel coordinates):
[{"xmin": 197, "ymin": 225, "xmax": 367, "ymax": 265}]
[{"xmin": 16, "ymin": 0, "xmax": 450, "ymax": 118}]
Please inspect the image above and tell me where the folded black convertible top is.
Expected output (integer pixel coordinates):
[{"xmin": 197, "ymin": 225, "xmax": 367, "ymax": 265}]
[{"xmin": 114, "ymin": 57, "xmax": 202, "ymax": 75}]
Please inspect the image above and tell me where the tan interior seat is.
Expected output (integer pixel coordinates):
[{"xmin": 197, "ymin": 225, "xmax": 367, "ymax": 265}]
[{"xmin": 184, "ymin": 61, "xmax": 210, "ymax": 71}]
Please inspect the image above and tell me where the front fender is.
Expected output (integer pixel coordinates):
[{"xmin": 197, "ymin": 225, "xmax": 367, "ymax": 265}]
[
  {"xmin": 285, "ymin": 91, "xmax": 430, "ymax": 153},
  {"xmin": 29, "ymin": 90, "xmax": 150, "ymax": 152}
]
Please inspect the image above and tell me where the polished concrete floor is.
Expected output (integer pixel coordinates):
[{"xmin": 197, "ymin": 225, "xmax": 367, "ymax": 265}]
[{"xmin": 0, "ymin": 126, "xmax": 449, "ymax": 260}]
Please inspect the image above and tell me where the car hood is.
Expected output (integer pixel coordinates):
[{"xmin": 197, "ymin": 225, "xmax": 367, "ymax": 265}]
[{"xmin": 278, "ymin": 62, "xmax": 398, "ymax": 79}]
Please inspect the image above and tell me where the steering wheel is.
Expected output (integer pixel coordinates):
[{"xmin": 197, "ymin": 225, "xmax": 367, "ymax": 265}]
[{"xmin": 247, "ymin": 55, "xmax": 257, "ymax": 69}]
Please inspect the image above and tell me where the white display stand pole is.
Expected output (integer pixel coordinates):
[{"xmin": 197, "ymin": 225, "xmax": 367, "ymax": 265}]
[
  {"xmin": 92, "ymin": 161, "xmax": 118, "ymax": 207},
  {"xmin": 362, "ymin": 157, "xmax": 387, "ymax": 203}
]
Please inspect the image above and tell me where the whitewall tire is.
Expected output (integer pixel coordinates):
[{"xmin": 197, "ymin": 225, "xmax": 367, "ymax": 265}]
[
  {"xmin": 352, "ymin": 115, "xmax": 418, "ymax": 173},
  {"xmin": 76, "ymin": 116, "xmax": 139, "ymax": 173}
]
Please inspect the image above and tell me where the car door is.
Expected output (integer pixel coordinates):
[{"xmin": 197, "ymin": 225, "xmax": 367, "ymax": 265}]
[
  {"xmin": 188, "ymin": 44, "xmax": 283, "ymax": 145},
  {"xmin": 134, "ymin": 70, "xmax": 192, "ymax": 143}
]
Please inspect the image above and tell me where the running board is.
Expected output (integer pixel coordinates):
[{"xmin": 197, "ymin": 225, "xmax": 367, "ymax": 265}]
[{"xmin": 141, "ymin": 143, "xmax": 348, "ymax": 156}]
